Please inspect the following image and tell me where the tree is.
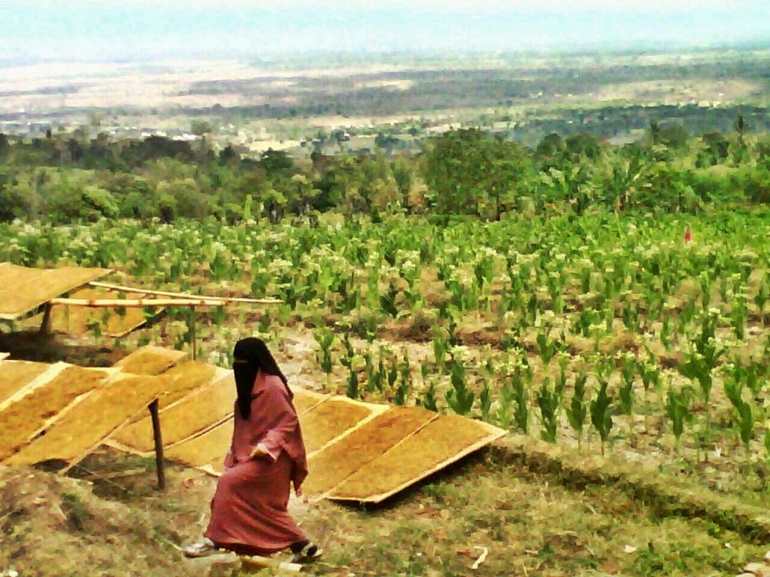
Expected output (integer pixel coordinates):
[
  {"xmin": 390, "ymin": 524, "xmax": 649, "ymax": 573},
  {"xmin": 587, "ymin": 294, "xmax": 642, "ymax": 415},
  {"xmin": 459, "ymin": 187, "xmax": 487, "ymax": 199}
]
[
  {"xmin": 259, "ymin": 149, "xmax": 295, "ymax": 176},
  {"xmin": 191, "ymin": 120, "xmax": 213, "ymax": 137},
  {"xmin": 422, "ymin": 128, "xmax": 530, "ymax": 219}
]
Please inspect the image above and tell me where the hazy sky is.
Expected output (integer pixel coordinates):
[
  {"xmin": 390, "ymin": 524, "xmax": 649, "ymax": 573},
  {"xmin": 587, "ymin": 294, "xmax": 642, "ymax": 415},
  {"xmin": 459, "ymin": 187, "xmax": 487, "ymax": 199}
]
[{"xmin": 2, "ymin": 0, "xmax": 769, "ymax": 61}]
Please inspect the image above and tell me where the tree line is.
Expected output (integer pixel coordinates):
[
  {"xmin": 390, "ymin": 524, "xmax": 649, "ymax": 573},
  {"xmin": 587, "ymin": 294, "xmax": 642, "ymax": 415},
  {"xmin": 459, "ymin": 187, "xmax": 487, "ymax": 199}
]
[{"xmin": 1, "ymin": 119, "xmax": 769, "ymax": 224}]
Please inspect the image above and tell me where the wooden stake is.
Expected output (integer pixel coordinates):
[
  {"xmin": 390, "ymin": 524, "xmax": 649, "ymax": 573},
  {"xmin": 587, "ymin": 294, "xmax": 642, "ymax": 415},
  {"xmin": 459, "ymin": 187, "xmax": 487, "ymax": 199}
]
[
  {"xmin": 88, "ymin": 281, "xmax": 281, "ymax": 304},
  {"xmin": 148, "ymin": 399, "xmax": 166, "ymax": 491},
  {"xmin": 39, "ymin": 302, "xmax": 52, "ymax": 336}
]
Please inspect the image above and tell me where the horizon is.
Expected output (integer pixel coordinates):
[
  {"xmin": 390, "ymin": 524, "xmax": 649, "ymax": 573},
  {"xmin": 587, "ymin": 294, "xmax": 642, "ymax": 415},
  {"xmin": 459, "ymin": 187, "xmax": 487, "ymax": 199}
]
[{"xmin": 2, "ymin": 1, "xmax": 770, "ymax": 63}]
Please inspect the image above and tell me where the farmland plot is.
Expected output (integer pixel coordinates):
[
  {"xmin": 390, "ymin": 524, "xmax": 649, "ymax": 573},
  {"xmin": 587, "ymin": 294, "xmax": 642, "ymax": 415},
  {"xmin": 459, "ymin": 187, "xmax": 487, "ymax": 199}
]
[{"xmin": 2, "ymin": 210, "xmax": 770, "ymax": 505}]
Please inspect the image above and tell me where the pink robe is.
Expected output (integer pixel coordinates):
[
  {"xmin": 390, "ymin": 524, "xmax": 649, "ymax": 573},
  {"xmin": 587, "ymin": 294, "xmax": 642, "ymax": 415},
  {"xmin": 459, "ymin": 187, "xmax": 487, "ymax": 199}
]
[{"xmin": 204, "ymin": 371, "xmax": 309, "ymax": 555}]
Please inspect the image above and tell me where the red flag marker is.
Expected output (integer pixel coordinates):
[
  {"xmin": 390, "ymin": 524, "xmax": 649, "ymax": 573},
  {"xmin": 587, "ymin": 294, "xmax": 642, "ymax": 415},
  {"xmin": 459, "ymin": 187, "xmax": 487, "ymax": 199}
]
[{"xmin": 684, "ymin": 226, "xmax": 692, "ymax": 243}]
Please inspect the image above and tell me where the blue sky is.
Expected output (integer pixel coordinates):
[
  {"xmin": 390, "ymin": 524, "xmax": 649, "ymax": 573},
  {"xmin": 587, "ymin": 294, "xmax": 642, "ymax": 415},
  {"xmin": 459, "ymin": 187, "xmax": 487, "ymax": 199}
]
[{"xmin": 1, "ymin": 1, "xmax": 769, "ymax": 61}]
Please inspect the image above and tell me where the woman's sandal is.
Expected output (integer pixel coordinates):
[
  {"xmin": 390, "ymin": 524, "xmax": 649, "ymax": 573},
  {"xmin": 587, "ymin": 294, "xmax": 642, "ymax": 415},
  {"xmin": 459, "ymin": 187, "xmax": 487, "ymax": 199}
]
[
  {"xmin": 291, "ymin": 542, "xmax": 323, "ymax": 564},
  {"xmin": 183, "ymin": 537, "xmax": 220, "ymax": 558}
]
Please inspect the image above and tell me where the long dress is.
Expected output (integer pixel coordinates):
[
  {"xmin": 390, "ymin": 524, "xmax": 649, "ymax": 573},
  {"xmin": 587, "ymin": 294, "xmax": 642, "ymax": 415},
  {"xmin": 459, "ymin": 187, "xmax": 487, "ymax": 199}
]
[{"xmin": 204, "ymin": 371, "xmax": 309, "ymax": 556}]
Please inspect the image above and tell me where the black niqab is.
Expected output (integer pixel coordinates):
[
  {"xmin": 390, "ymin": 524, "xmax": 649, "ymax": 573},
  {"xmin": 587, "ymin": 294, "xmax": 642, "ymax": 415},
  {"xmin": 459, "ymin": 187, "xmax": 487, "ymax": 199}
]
[{"xmin": 232, "ymin": 337, "xmax": 292, "ymax": 420}]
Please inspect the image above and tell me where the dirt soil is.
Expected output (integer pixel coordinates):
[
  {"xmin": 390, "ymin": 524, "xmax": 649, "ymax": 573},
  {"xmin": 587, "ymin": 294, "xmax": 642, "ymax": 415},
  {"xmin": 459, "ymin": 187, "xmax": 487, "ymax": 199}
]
[{"xmin": 1, "ymin": 443, "xmax": 766, "ymax": 577}]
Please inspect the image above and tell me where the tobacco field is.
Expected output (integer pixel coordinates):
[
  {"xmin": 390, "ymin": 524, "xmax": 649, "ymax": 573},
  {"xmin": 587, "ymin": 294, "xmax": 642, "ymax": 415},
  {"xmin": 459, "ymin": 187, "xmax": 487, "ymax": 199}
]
[{"xmin": 2, "ymin": 208, "xmax": 770, "ymax": 506}]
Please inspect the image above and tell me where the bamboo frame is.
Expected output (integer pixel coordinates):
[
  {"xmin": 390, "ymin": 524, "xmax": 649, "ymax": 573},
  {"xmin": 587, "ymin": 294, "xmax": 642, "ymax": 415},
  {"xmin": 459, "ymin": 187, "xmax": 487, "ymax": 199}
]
[
  {"xmin": 39, "ymin": 288, "xmax": 159, "ymax": 338},
  {"xmin": 88, "ymin": 281, "xmax": 281, "ymax": 304},
  {"xmin": 50, "ymin": 297, "xmax": 240, "ymax": 308}
]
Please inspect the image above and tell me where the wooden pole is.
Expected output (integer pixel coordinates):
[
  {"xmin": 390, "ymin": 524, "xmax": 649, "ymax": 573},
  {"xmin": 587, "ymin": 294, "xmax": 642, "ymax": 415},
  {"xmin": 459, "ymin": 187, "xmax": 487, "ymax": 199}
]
[
  {"xmin": 148, "ymin": 399, "xmax": 166, "ymax": 491},
  {"xmin": 50, "ymin": 297, "xmax": 236, "ymax": 308},
  {"xmin": 87, "ymin": 281, "xmax": 281, "ymax": 304},
  {"xmin": 39, "ymin": 303, "xmax": 52, "ymax": 336},
  {"xmin": 191, "ymin": 306, "xmax": 197, "ymax": 361}
]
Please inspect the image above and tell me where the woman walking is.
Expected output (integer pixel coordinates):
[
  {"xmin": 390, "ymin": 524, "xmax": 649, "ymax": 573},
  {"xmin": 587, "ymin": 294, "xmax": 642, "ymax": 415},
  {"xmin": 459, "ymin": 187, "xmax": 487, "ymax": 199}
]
[{"xmin": 184, "ymin": 337, "xmax": 321, "ymax": 563}]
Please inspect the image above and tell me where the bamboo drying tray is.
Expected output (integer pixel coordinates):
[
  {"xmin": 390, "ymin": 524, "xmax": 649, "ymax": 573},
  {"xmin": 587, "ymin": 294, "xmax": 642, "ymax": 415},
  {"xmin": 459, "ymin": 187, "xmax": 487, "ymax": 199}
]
[
  {"xmin": 0, "ymin": 366, "xmax": 111, "ymax": 460},
  {"xmin": 110, "ymin": 373, "xmax": 236, "ymax": 453},
  {"xmin": 300, "ymin": 397, "xmax": 381, "ymax": 454},
  {"xmin": 5, "ymin": 373, "xmax": 172, "ymax": 468},
  {"xmin": 328, "ymin": 414, "xmax": 506, "ymax": 503},
  {"xmin": 165, "ymin": 419, "xmax": 234, "ymax": 470},
  {"xmin": 113, "ymin": 345, "xmax": 189, "ymax": 376},
  {"xmin": 0, "ymin": 263, "xmax": 110, "ymax": 320},
  {"xmin": 302, "ymin": 407, "xmax": 438, "ymax": 496},
  {"xmin": 292, "ymin": 388, "xmax": 329, "ymax": 415},
  {"xmin": 0, "ymin": 360, "xmax": 51, "ymax": 406}
]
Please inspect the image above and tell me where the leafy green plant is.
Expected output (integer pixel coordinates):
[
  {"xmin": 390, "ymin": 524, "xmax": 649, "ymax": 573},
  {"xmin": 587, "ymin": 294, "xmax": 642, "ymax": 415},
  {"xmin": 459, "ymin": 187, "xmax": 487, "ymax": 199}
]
[
  {"xmin": 419, "ymin": 379, "xmax": 439, "ymax": 412},
  {"xmin": 480, "ymin": 377, "xmax": 492, "ymax": 423},
  {"xmin": 432, "ymin": 328, "xmax": 449, "ymax": 372},
  {"xmin": 736, "ymin": 400, "xmax": 755, "ymax": 459},
  {"xmin": 512, "ymin": 368, "xmax": 529, "ymax": 434},
  {"xmin": 314, "ymin": 329, "xmax": 336, "ymax": 387},
  {"xmin": 368, "ymin": 352, "xmax": 385, "ymax": 392},
  {"xmin": 677, "ymin": 310, "xmax": 725, "ymax": 458},
  {"xmin": 537, "ymin": 377, "xmax": 561, "ymax": 443},
  {"xmin": 639, "ymin": 352, "xmax": 661, "ymax": 432},
  {"xmin": 445, "ymin": 359, "xmax": 474, "ymax": 416},
  {"xmin": 346, "ymin": 366, "xmax": 360, "ymax": 399},
  {"xmin": 394, "ymin": 354, "xmax": 411, "ymax": 406},
  {"xmin": 590, "ymin": 371, "xmax": 613, "ymax": 456},
  {"xmin": 496, "ymin": 378, "xmax": 515, "ymax": 430},
  {"xmin": 566, "ymin": 372, "xmax": 589, "ymax": 448},
  {"xmin": 619, "ymin": 354, "xmax": 636, "ymax": 440},
  {"xmin": 665, "ymin": 385, "xmax": 693, "ymax": 456},
  {"xmin": 536, "ymin": 326, "xmax": 560, "ymax": 367},
  {"xmin": 731, "ymin": 290, "xmax": 748, "ymax": 341},
  {"xmin": 387, "ymin": 356, "xmax": 399, "ymax": 390},
  {"xmin": 755, "ymin": 276, "xmax": 768, "ymax": 326},
  {"xmin": 380, "ymin": 280, "xmax": 399, "ymax": 318}
]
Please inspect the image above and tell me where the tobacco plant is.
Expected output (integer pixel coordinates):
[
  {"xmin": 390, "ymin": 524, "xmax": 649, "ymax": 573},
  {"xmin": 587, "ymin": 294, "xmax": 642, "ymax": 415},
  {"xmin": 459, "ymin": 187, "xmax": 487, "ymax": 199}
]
[
  {"xmin": 590, "ymin": 364, "xmax": 614, "ymax": 456},
  {"xmin": 512, "ymin": 367, "xmax": 530, "ymax": 434},
  {"xmin": 446, "ymin": 359, "xmax": 474, "ymax": 416},
  {"xmin": 537, "ymin": 377, "xmax": 562, "ymax": 443},
  {"xmin": 665, "ymin": 385, "xmax": 693, "ymax": 456},
  {"xmin": 566, "ymin": 371, "xmax": 589, "ymax": 448}
]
